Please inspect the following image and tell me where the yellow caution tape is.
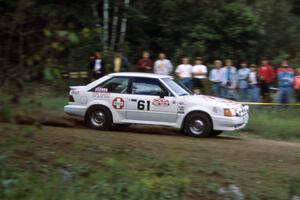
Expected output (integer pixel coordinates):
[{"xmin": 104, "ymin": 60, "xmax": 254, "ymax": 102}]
[{"xmin": 239, "ymin": 102, "xmax": 300, "ymax": 106}]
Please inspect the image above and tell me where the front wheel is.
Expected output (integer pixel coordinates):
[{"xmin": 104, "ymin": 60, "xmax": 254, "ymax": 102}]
[
  {"xmin": 184, "ymin": 113, "xmax": 212, "ymax": 137},
  {"xmin": 85, "ymin": 106, "xmax": 112, "ymax": 130}
]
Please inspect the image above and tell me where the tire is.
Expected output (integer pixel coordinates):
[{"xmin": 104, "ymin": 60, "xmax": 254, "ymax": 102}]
[
  {"xmin": 211, "ymin": 130, "xmax": 223, "ymax": 137},
  {"xmin": 85, "ymin": 106, "xmax": 112, "ymax": 130},
  {"xmin": 184, "ymin": 113, "xmax": 212, "ymax": 137}
]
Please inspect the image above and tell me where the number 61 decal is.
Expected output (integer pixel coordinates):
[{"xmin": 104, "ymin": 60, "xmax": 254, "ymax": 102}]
[{"xmin": 137, "ymin": 100, "xmax": 150, "ymax": 111}]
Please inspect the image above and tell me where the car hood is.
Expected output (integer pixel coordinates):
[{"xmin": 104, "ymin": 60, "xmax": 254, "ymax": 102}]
[{"xmin": 181, "ymin": 95, "xmax": 242, "ymax": 108}]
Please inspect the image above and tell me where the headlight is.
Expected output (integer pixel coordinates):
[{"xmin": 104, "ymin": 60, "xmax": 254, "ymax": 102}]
[
  {"xmin": 223, "ymin": 106, "xmax": 249, "ymax": 117},
  {"xmin": 224, "ymin": 108, "xmax": 236, "ymax": 117}
]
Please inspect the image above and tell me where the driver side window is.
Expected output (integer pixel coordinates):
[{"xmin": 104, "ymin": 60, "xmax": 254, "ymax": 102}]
[{"xmin": 131, "ymin": 78, "xmax": 169, "ymax": 96}]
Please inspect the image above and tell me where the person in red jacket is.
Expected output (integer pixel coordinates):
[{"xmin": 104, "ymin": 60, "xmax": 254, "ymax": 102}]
[
  {"xmin": 294, "ymin": 68, "xmax": 300, "ymax": 102},
  {"xmin": 136, "ymin": 51, "xmax": 153, "ymax": 73},
  {"xmin": 258, "ymin": 57, "xmax": 275, "ymax": 102}
]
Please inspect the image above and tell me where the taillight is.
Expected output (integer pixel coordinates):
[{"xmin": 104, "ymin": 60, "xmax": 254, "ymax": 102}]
[{"xmin": 69, "ymin": 95, "xmax": 74, "ymax": 102}]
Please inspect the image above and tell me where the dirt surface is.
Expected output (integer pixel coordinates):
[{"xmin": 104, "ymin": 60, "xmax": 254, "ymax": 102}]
[
  {"xmin": 1, "ymin": 122, "xmax": 300, "ymax": 168},
  {"xmin": 1, "ymin": 122, "xmax": 300, "ymax": 199},
  {"xmin": 1, "ymin": 122, "xmax": 299, "ymax": 172},
  {"xmin": 0, "ymin": 109, "xmax": 83, "ymax": 127}
]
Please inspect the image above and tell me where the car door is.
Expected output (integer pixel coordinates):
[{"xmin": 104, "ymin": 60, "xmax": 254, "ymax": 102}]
[{"xmin": 126, "ymin": 77, "xmax": 178, "ymax": 123}]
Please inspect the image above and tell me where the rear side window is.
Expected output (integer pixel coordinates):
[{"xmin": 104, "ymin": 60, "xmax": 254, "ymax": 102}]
[{"xmin": 91, "ymin": 77, "xmax": 129, "ymax": 94}]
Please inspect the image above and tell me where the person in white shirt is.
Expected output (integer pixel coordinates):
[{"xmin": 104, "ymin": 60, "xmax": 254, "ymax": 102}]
[
  {"xmin": 192, "ymin": 57, "xmax": 207, "ymax": 94},
  {"xmin": 237, "ymin": 61, "xmax": 251, "ymax": 101},
  {"xmin": 153, "ymin": 52, "xmax": 173, "ymax": 75},
  {"xmin": 221, "ymin": 59, "xmax": 237, "ymax": 99},
  {"xmin": 176, "ymin": 57, "xmax": 193, "ymax": 90},
  {"xmin": 209, "ymin": 60, "xmax": 223, "ymax": 97},
  {"xmin": 248, "ymin": 64, "xmax": 260, "ymax": 102}
]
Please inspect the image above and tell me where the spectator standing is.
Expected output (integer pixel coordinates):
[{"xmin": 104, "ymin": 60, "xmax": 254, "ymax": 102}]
[
  {"xmin": 221, "ymin": 59, "xmax": 237, "ymax": 99},
  {"xmin": 89, "ymin": 52, "xmax": 106, "ymax": 79},
  {"xmin": 176, "ymin": 57, "xmax": 193, "ymax": 90},
  {"xmin": 258, "ymin": 57, "xmax": 275, "ymax": 102},
  {"xmin": 136, "ymin": 51, "xmax": 153, "ymax": 73},
  {"xmin": 276, "ymin": 60, "xmax": 294, "ymax": 104},
  {"xmin": 192, "ymin": 57, "xmax": 207, "ymax": 94},
  {"xmin": 209, "ymin": 60, "xmax": 223, "ymax": 97},
  {"xmin": 113, "ymin": 51, "xmax": 128, "ymax": 73},
  {"xmin": 237, "ymin": 61, "xmax": 250, "ymax": 101},
  {"xmin": 248, "ymin": 64, "xmax": 260, "ymax": 102},
  {"xmin": 153, "ymin": 52, "xmax": 173, "ymax": 75},
  {"xmin": 293, "ymin": 68, "xmax": 300, "ymax": 102}
]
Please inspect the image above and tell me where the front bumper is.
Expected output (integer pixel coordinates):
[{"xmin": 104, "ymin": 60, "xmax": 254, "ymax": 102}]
[
  {"xmin": 213, "ymin": 113, "xmax": 249, "ymax": 131},
  {"xmin": 64, "ymin": 105, "xmax": 87, "ymax": 117}
]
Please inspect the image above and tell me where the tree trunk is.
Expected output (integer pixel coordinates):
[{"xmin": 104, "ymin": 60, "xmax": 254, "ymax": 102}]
[
  {"xmin": 102, "ymin": 0, "xmax": 109, "ymax": 50},
  {"xmin": 119, "ymin": 0, "xmax": 130, "ymax": 46},
  {"xmin": 110, "ymin": 0, "xmax": 120, "ymax": 50},
  {"xmin": 1, "ymin": 1, "xmax": 23, "ymax": 85}
]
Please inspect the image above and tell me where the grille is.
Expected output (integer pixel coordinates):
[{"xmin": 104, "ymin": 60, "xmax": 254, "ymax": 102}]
[{"xmin": 236, "ymin": 106, "xmax": 249, "ymax": 116}]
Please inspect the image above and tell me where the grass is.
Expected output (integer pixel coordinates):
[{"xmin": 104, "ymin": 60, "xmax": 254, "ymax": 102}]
[
  {"xmin": 1, "ymin": 83, "xmax": 300, "ymax": 199},
  {"xmin": 0, "ymin": 82, "xmax": 68, "ymax": 112},
  {"xmin": 0, "ymin": 124, "xmax": 300, "ymax": 200},
  {"xmin": 228, "ymin": 107, "xmax": 300, "ymax": 141},
  {"xmin": 0, "ymin": 126, "xmax": 191, "ymax": 200},
  {"xmin": 0, "ymin": 156, "xmax": 191, "ymax": 200},
  {"xmin": 20, "ymin": 94, "xmax": 67, "ymax": 111}
]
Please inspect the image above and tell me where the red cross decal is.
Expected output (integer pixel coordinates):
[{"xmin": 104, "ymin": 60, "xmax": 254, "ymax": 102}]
[{"xmin": 112, "ymin": 97, "xmax": 125, "ymax": 110}]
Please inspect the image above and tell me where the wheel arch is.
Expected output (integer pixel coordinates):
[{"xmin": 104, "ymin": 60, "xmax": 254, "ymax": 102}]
[
  {"xmin": 85, "ymin": 104, "xmax": 113, "ymax": 122},
  {"xmin": 181, "ymin": 110, "xmax": 213, "ymax": 131}
]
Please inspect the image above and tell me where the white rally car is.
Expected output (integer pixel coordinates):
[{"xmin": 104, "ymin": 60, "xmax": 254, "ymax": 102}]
[{"xmin": 64, "ymin": 72, "xmax": 249, "ymax": 137}]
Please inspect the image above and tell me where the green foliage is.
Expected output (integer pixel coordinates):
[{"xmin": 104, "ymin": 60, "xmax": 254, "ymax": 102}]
[
  {"xmin": 0, "ymin": 0, "xmax": 101, "ymax": 84},
  {"xmin": 1, "ymin": 0, "xmax": 300, "ymax": 83},
  {"xmin": 290, "ymin": 52, "xmax": 300, "ymax": 68},
  {"xmin": 0, "ymin": 106, "xmax": 11, "ymax": 122},
  {"xmin": 0, "ymin": 155, "xmax": 190, "ymax": 200},
  {"xmin": 127, "ymin": 0, "xmax": 299, "ymax": 64},
  {"xmin": 0, "ymin": 155, "xmax": 17, "ymax": 199}
]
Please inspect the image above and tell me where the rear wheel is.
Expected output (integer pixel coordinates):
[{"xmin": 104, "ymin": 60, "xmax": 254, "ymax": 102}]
[
  {"xmin": 184, "ymin": 113, "xmax": 212, "ymax": 137},
  {"xmin": 85, "ymin": 106, "xmax": 112, "ymax": 130}
]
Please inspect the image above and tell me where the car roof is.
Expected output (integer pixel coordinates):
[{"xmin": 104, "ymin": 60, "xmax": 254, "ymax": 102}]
[{"xmin": 109, "ymin": 72, "xmax": 171, "ymax": 79}]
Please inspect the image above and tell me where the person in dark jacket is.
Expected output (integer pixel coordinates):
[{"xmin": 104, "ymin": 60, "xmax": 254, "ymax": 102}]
[
  {"xmin": 89, "ymin": 51, "xmax": 106, "ymax": 79},
  {"xmin": 136, "ymin": 51, "xmax": 153, "ymax": 73}
]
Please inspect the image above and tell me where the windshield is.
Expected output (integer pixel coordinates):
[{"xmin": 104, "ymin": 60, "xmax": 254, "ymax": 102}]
[{"xmin": 162, "ymin": 78, "xmax": 192, "ymax": 96}]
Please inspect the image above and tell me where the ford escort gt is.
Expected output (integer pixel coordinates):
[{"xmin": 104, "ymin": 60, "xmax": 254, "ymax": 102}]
[{"xmin": 64, "ymin": 72, "xmax": 249, "ymax": 137}]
